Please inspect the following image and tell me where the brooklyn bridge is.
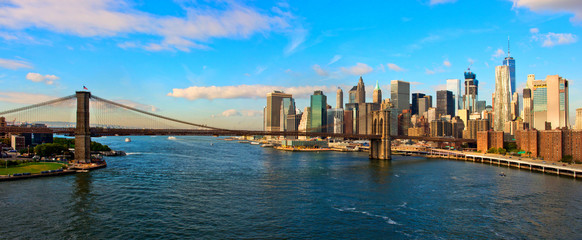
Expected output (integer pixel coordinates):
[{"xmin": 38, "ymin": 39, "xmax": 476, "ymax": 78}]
[{"xmin": 0, "ymin": 91, "xmax": 476, "ymax": 162}]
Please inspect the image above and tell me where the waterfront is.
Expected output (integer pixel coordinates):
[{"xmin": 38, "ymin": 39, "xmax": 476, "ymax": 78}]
[{"xmin": 1, "ymin": 136, "xmax": 581, "ymax": 239}]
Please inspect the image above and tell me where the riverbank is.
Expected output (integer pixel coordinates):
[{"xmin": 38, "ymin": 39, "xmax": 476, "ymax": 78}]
[{"xmin": 0, "ymin": 160, "xmax": 107, "ymax": 182}]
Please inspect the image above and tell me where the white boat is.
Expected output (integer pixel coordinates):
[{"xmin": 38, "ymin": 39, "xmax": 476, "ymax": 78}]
[
  {"xmin": 261, "ymin": 143, "xmax": 274, "ymax": 148},
  {"xmin": 168, "ymin": 136, "xmax": 176, "ymax": 140},
  {"xmin": 125, "ymin": 138, "xmax": 131, "ymax": 142},
  {"xmin": 250, "ymin": 142, "xmax": 260, "ymax": 145}
]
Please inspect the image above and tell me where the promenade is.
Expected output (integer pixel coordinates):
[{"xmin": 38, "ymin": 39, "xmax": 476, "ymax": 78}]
[{"xmin": 394, "ymin": 147, "xmax": 582, "ymax": 179}]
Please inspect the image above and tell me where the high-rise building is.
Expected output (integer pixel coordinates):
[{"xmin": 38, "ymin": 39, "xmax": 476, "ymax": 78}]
[
  {"xmin": 279, "ymin": 97, "xmax": 296, "ymax": 131},
  {"xmin": 411, "ymin": 93, "xmax": 426, "ymax": 116},
  {"xmin": 576, "ymin": 108, "xmax": 582, "ymax": 130},
  {"xmin": 463, "ymin": 70, "xmax": 479, "ymax": 113},
  {"xmin": 390, "ymin": 80, "xmax": 410, "ymax": 115},
  {"xmin": 494, "ymin": 65, "xmax": 511, "ymax": 131},
  {"xmin": 437, "ymin": 90, "xmax": 455, "ymax": 117},
  {"xmin": 309, "ymin": 91, "xmax": 327, "ymax": 132},
  {"xmin": 523, "ymin": 88, "xmax": 533, "ymax": 127},
  {"xmin": 298, "ymin": 107, "xmax": 311, "ymax": 136},
  {"xmin": 373, "ymin": 80, "xmax": 382, "ymax": 104},
  {"xmin": 348, "ymin": 86, "xmax": 358, "ymax": 104},
  {"xmin": 531, "ymin": 74, "xmax": 569, "ymax": 130},
  {"xmin": 510, "ymin": 92, "xmax": 519, "ymax": 121},
  {"xmin": 266, "ymin": 91, "xmax": 293, "ymax": 132},
  {"xmin": 356, "ymin": 76, "xmax": 366, "ymax": 104},
  {"xmin": 503, "ymin": 37, "xmax": 516, "ymax": 95},
  {"xmin": 327, "ymin": 108, "xmax": 344, "ymax": 133},
  {"xmin": 446, "ymin": 79, "xmax": 461, "ymax": 115},
  {"xmin": 336, "ymin": 87, "xmax": 343, "ymax": 109}
]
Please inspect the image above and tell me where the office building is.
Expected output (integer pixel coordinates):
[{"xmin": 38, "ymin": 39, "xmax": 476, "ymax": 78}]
[
  {"xmin": 523, "ymin": 88, "xmax": 533, "ymax": 127},
  {"xmin": 266, "ymin": 91, "xmax": 293, "ymax": 132},
  {"xmin": 503, "ymin": 38, "xmax": 516, "ymax": 95},
  {"xmin": 463, "ymin": 70, "xmax": 479, "ymax": 113},
  {"xmin": 327, "ymin": 108, "xmax": 344, "ymax": 134},
  {"xmin": 447, "ymin": 79, "xmax": 461, "ymax": 115},
  {"xmin": 373, "ymin": 80, "xmax": 382, "ymax": 104},
  {"xmin": 531, "ymin": 74, "xmax": 569, "ymax": 130},
  {"xmin": 427, "ymin": 107, "xmax": 437, "ymax": 123},
  {"xmin": 279, "ymin": 97, "xmax": 296, "ymax": 132},
  {"xmin": 356, "ymin": 76, "xmax": 366, "ymax": 104},
  {"xmin": 437, "ymin": 90, "xmax": 455, "ymax": 117},
  {"xmin": 510, "ymin": 92, "xmax": 519, "ymax": 121},
  {"xmin": 494, "ymin": 65, "xmax": 511, "ymax": 131},
  {"xmin": 390, "ymin": 80, "xmax": 410, "ymax": 115},
  {"xmin": 309, "ymin": 91, "xmax": 327, "ymax": 132},
  {"xmin": 576, "ymin": 108, "xmax": 582, "ymax": 130},
  {"xmin": 336, "ymin": 87, "xmax": 343, "ymax": 109},
  {"xmin": 417, "ymin": 95, "xmax": 432, "ymax": 117},
  {"xmin": 298, "ymin": 107, "xmax": 311, "ymax": 134},
  {"xmin": 411, "ymin": 93, "xmax": 426, "ymax": 116}
]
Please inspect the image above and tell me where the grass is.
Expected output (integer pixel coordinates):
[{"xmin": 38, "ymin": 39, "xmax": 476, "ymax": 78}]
[{"xmin": 0, "ymin": 162, "xmax": 65, "ymax": 175}]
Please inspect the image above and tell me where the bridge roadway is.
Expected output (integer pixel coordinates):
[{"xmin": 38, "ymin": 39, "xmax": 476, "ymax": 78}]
[{"xmin": 0, "ymin": 126, "xmax": 476, "ymax": 143}]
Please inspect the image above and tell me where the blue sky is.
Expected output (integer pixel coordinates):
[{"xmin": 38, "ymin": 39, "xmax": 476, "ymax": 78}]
[{"xmin": 0, "ymin": 0, "xmax": 581, "ymax": 129}]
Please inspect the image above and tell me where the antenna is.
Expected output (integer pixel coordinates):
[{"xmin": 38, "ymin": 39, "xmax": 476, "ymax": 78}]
[{"xmin": 507, "ymin": 36, "xmax": 511, "ymax": 58}]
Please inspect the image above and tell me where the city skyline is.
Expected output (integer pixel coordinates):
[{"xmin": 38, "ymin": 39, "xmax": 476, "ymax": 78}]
[{"xmin": 0, "ymin": 0, "xmax": 581, "ymax": 129}]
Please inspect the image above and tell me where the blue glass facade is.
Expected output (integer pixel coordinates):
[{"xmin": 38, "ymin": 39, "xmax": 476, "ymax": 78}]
[{"xmin": 503, "ymin": 57, "xmax": 516, "ymax": 94}]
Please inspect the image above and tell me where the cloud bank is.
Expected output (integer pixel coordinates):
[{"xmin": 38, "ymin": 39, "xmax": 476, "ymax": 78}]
[
  {"xmin": 0, "ymin": 0, "xmax": 289, "ymax": 52},
  {"xmin": 0, "ymin": 58, "xmax": 32, "ymax": 69},
  {"xmin": 512, "ymin": 0, "xmax": 582, "ymax": 22},
  {"xmin": 340, "ymin": 63, "xmax": 373, "ymax": 75},
  {"xmin": 167, "ymin": 84, "xmax": 337, "ymax": 100},
  {"xmin": 387, "ymin": 63, "xmax": 405, "ymax": 72}
]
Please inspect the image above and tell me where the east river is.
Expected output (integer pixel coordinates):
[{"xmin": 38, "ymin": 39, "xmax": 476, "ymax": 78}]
[{"xmin": 1, "ymin": 136, "xmax": 581, "ymax": 239}]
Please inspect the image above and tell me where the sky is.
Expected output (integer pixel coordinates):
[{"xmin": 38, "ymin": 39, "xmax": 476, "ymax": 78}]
[{"xmin": 0, "ymin": 0, "xmax": 581, "ymax": 129}]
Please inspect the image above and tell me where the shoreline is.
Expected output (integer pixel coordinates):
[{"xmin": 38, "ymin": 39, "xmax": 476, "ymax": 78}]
[{"xmin": 0, "ymin": 161, "xmax": 107, "ymax": 182}]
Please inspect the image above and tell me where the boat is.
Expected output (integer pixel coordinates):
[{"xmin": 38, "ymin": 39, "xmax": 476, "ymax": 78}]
[
  {"xmin": 210, "ymin": 142, "xmax": 214, "ymax": 146},
  {"xmin": 125, "ymin": 138, "xmax": 131, "ymax": 142},
  {"xmin": 168, "ymin": 136, "xmax": 176, "ymax": 140},
  {"xmin": 250, "ymin": 142, "xmax": 260, "ymax": 145},
  {"xmin": 261, "ymin": 143, "xmax": 274, "ymax": 148},
  {"xmin": 77, "ymin": 170, "xmax": 89, "ymax": 173},
  {"xmin": 499, "ymin": 172, "xmax": 506, "ymax": 177},
  {"xmin": 238, "ymin": 140, "xmax": 250, "ymax": 144}
]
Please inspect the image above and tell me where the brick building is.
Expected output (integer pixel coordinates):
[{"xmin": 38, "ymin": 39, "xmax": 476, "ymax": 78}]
[
  {"xmin": 516, "ymin": 129, "xmax": 582, "ymax": 161},
  {"xmin": 477, "ymin": 131, "xmax": 504, "ymax": 153}
]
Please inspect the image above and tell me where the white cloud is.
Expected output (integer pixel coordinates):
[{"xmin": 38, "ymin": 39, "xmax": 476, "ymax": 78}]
[
  {"xmin": 327, "ymin": 55, "xmax": 342, "ymax": 65},
  {"xmin": 532, "ymin": 31, "xmax": 578, "ymax": 47},
  {"xmin": 443, "ymin": 59, "xmax": 451, "ymax": 67},
  {"xmin": 340, "ymin": 63, "xmax": 373, "ymax": 75},
  {"xmin": 222, "ymin": 109, "xmax": 241, "ymax": 117},
  {"xmin": 530, "ymin": 28, "xmax": 539, "ymax": 34},
  {"xmin": 255, "ymin": 66, "xmax": 267, "ymax": 74},
  {"xmin": 26, "ymin": 72, "xmax": 59, "ymax": 85},
  {"xmin": 425, "ymin": 69, "xmax": 436, "ymax": 75},
  {"xmin": 387, "ymin": 63, "xmax": 405, "ymax": 72},
  {"xmin": 167, "ymin": 84, "xmax": 337, "ymax": 100},
  {"xmin": 0, "ymin": 58, "xmax": 32, "ymax": 69},
  {"xmin": 220, "ymin": 109, "xmax": 262, "ymax": 117},
  {"xmin": 0, "ymin": 0, "xmax": 289, "ymax": 52},
  {"xmin": 512, "ymin": 0, "xmax": 582, "ymax": 22},
  {"xmin": 425, "ymin": 68, "xmax": 444, "ymax": 75},
  {"xmin": 312, "ymin": 64, "xmax": 329, "ymax": 76},
  {"xmin": 492, "ymin": 48, "xmax": 505, "ymax": 58},
  {"xmin": 115, "ymin": 99, "xmax": 159, "ymax": 112},
  {"xmin": 0, "ymin": 92, "xmax": 57, "ymax": 104},
  {"xmin": 430, "ymin": 0, "xmax": 457, "ymax": 5},
  {"xmin": 284, "ymin": 27, "xmax": 307, "ymax": 55}
]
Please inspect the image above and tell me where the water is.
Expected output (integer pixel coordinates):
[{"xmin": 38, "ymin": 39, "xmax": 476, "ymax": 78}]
[{"xmin": 1, "ymin": 136, "xmax": 581, "ymax": 239}]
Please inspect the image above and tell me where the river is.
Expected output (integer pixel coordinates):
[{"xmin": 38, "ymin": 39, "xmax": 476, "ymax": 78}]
[{"xmin": 1, "ymin": 136, "xmax": 580, "ymax": 239}]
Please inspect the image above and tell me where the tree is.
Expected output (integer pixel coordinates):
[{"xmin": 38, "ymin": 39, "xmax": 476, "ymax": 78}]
[
  {"xmin": 498, "ymin": 148, "xmax": 507, "ymax": 155},
  {"xmin": 34, "ymin": 143, "xmax": 68, "ymax": 157},
  {"xmin": 91, "ymin": 142, "xmax": 111, "ymax": 151}
]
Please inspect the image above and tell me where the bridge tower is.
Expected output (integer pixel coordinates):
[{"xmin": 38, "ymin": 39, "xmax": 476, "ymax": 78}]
[
  {"xmin": 370, "ymin": 109, "xmax": 391, "ymax": 160},
  {"xmin": 75, "ymin": 91, "xmax": 91, "ymax": 163}
]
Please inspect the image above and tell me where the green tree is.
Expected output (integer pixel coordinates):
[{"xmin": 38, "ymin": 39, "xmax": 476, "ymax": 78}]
[
  {"xmin": 91, "ymin": 142, "xmax": 111, "ymax": 151},
  {"xmin": 34, "ymin": 143, "xmax": 68, "ymax": 157},
  {"xmin": 498, "ymin": 148, "xmax": 507, "ymax": 155}
]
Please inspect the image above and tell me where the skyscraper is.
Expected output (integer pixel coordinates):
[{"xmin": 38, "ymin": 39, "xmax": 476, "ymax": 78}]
[
  {"xmin": 446, "ymin": 79, "xmax": 461, "ymax": 115},
  {"xmin": 310, "ymin": 90, "xmax": 327, "ymax": 132},
  {"xmin": 336, "ymin": 87, "xmax": 343, "ymax": 109},
  {"xmin": 503, "ymin": 37, "xmax": 516, "ymax": 95},
  {"xmin": 463, "ymin": 70, "xmax": 479, "ymax": 113},
  {"xmin": 576, "ymin": 108, "xmax": 582, "ymax": 130},
  {"xmin": 373, "ymin": 80, "xmax": 382, "ymax": 104},
  {"xmin": 390, "ymin": 80, "xmax": 410, "ymax": 115},
  {"xmin": 436, "ymin": 90, "xmax": 455, "ymax": 117},
  {"xmin": 411, "ymin": 93, "xmax": 426, "ymax": 116},
  {"xmin": 279, "ymin": 97, "xmax": 296, "ymax": 131},
  {"xmin": 356, "ymin": 76, "xmax": 366, "ymax": 104},
  {"xmin": 494, "ymin": 65, "xmax": 511, "ymax": 131},
  {"xmin": 523, "ymin": 88, "xmax": 533, "ymax": 127},
  {"xmin": 531, "ymin": 74, "xmax": 569, "ymax": 130},
  {"xmin": 266, "ymin": 91, "xmax": 293, "ymax": 132},
  {"xmin": 510, "ymin": 92, "xmax": 519, "ymax": 120}
]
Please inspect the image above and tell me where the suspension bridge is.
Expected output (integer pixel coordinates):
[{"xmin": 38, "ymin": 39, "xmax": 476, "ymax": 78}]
[{"xmin": 0, "ymin": 91, "xmax": 475, "ymax": 162}]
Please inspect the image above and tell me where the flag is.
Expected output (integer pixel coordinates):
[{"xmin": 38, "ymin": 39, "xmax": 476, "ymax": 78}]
[{"xmin": 83, "ymin": 86, "xmax": 88, "ymax": 90}]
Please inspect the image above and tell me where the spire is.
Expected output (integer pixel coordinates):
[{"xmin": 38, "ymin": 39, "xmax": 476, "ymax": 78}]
[
  {"xmin": 359, "ymin": 76, "xmax": 363, "ymax": 83},
  {"xmin": 507, "ymin": 36, "xmax": 511, "ymax": 58},
  {"xmin": 375, "ymin": 80, "xmax": 380, "ymax": 90}
]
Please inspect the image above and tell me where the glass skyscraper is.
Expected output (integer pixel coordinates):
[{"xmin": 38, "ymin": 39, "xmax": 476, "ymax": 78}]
[
  {"xmin": 446, "ymin": 79, "xmax": 461, "ymax": 115},
  {"xmin": 310, "ymin": 90, "xmax": 327, "ymax": 133},
  {"xmin": 503, "ymin": 56, "xmax": 515, "ymax": 95}
]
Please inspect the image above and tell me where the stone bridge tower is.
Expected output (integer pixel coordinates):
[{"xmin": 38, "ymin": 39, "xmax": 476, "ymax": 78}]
[
  {"xmin": 370, "ymin": 108, "xmax": 391, "ymax": 160},
  {"xmin": 75, "ymin": 91, "xmax": 91, "ymax": 163}
]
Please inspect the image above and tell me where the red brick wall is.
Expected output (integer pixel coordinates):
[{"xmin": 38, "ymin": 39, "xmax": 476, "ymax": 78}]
[
  {"xmin": 477, "ymin": 131, "xmax": 488, "ymax": 153},
  {"xmin": 539, "ymin": 130, "xmax": 562, "ymax": 161}
]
